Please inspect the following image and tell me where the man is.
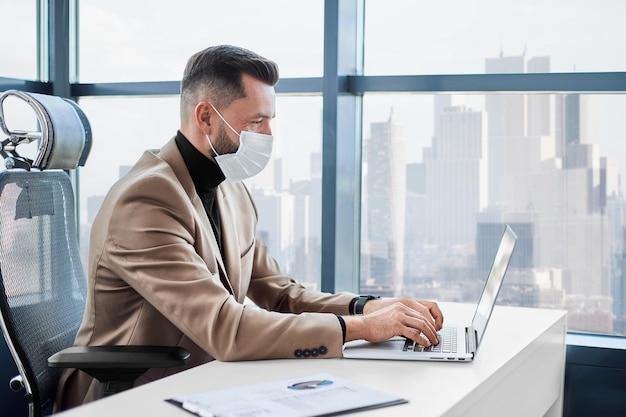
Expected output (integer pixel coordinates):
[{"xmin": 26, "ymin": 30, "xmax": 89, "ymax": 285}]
[{"xmin": 55, "ymin": 45, "xmax": 443, "ymax": 410}]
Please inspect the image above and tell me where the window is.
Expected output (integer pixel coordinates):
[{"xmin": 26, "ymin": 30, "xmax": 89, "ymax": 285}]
[
  {"xmin": 0, "ymin": 2, "xmax": 39, "ymax": 80},
  {"xmin": 361, "ymin": 92, "xmax": 626, "ymax": 335},
  {"xmin": 364, "ymin": 0, "xmax": 626, "ymax": 75},
  {"xmin": 78, "ymin": 0, "xmax": 324, "ymax": 82},
  {"xmin": 246, "ymin": 96, "xmax": 323, "ymax": 289},
  {"xmin": 3, "ymin": 0, "xmax": 626, "ymax": 339}
]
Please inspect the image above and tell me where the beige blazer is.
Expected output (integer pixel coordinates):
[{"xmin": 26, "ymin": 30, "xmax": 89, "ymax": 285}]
[{"xmin": 55, "ymin": 138, "xmax": 354, "ymax": 410}]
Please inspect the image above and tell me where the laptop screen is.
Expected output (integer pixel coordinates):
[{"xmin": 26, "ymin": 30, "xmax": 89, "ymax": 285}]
[{"xmin": 471, "ymin": 225, "xmax": 517, "ymax": 347}]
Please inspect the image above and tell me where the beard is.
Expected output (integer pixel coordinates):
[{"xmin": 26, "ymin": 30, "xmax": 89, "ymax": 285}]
[{"xmin": 212, "ymin": 123, "xmax": 239, "ymax": 155}]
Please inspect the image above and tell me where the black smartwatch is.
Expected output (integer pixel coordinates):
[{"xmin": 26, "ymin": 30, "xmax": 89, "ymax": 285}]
[{"xmin": 355, "ymin": 295, "xmax": 381, "ymax": 315}]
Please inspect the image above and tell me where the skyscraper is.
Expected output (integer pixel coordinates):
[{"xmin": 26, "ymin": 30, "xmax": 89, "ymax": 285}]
[
  {"xmin": 424, "ymin": 96, "xmax": 488, "ymax": 249},
  {"xmin": 555, "ymin": 94, "xmax": 597, "ymax": 157},
  {"xmin": 361, "ymin": 110, "xmax": 406, "ymax": 296},
  {"xmin": 485, "ymin": 50, "xmax": 551, "ymax": 205}
]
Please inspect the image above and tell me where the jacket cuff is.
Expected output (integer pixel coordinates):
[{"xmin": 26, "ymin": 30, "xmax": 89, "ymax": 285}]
[{"xmin": 336, "ymin": 315, "xmax": 347, "ymax": 343}]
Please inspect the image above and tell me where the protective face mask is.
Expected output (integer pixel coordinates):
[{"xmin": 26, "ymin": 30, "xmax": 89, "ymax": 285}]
[{"xmin": 206, "ymin": 104, "xmax": 273, "ymax": 182}]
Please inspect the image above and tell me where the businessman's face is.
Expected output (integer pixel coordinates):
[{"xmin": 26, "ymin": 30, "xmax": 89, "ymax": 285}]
[{"xmin": 211, "ymin": 73, "xmax": 276, "ymax": 154}]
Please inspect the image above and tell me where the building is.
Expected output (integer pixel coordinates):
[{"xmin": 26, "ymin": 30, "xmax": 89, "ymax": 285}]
[
  {"xmin": 485, "ymin": 51, "xmax": 551, "ymax": 205},
  {"xmin": 361, "ymin": 110, "xmax": 406, "ymax": 296},
  {"xmin": 424, "ymin": 96, "xmax": 488, "ymax": 250}
]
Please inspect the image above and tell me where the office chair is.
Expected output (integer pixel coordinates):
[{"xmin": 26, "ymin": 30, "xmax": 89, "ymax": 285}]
[{"xmin": 0, "ymin": 90, "xmax": 190, "ymax": 417}]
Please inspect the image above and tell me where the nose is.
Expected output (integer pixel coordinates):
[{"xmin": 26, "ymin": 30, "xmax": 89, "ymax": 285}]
[{"xmin": 262, "ymin": 119, "xmax": 274, "ymax": 136}]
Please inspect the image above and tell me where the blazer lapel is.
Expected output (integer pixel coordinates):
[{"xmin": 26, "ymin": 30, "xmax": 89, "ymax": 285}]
[
  {"xmin": 191, "ymin": 193, "xmax": 232, "ymax": 293},
  {"xmin": 216, "ymin": 187, "xmax": 243, "ymax": 301},
  {"xmin": 158, "ymin": 139, "xmax": 232, "ymax": 294}
]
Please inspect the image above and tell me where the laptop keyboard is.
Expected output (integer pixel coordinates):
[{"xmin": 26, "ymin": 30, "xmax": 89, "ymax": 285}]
[{"xmin": 402, "ymin": 326, "xmax": 458, "ymax": 353}]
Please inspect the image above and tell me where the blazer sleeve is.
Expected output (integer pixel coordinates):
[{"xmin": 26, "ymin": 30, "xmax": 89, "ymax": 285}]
[
  {"xmin": 228, "ymin": 180, "xmax": 356, "ymax": 315},
  {"xmin": 100, "ymin": 170, "xmax": 351, "ymax": 361},
  {"xmin": 247, "ymin": 237, "xmax": 356, "ymax": 315}
]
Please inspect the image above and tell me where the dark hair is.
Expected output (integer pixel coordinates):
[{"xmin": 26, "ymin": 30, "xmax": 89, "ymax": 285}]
[{"xmin": 180, "ymin": 45, "xmax": 279, "ymax": 113}]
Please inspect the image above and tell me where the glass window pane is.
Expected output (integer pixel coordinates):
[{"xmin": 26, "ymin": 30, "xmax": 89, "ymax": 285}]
[
  {"xmin": 0, "ymin": 1, "xmax": 38, "ymax": 79},
  {"xmin": 246, "ymin": 96, "xmax": 323, "ymax": 290},
  {"xmin": 364, "ymin": 0, "xmax": 626, "ymax": 75},
  {"xmin": 78, "ymin": 0, "xmax": 323, "ymax": 82},
  {"xmin": 77, "ymin": 95, "xmax": 323, "ymax": 289},
  {"xmin": 361, "ymin": 92, "xmax": 626, "ymax": 337}
]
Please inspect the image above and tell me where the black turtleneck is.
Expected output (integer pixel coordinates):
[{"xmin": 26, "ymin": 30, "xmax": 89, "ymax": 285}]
[{"xmin": 175, "ymin": 131, "xmax": 226, "ymax": 253}]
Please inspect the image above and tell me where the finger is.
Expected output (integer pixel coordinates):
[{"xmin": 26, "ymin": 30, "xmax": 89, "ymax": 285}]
[
  {"xmin": 419, "ymin": 323, "xmax": 439, "ymax": 346},
  {"xmin": 402, "ymin": 299, "xmax": 440, "ymax": 328},
  {"xmin": 402, "ymin": 314, "xmax": 439, "ymax": 345},
  {"xmin": 404, "ymin": 327, "xmax": 435, "ymax": 347},
  {"xmin": 382, "ymin": 302, "xmax": 440, "ymax": 344},
  {"xmin": 421, "ymin": 301, "xmax": 444, "ymax": 330},
  {"xmin": 401, "ymin": 302, "xmax": 439, "ymax": 337}
]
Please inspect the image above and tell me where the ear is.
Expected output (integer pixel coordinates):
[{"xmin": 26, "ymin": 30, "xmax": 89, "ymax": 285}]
[{"xmin": 194, "ymin": 101, "xmax": 214, "ymax": 134}]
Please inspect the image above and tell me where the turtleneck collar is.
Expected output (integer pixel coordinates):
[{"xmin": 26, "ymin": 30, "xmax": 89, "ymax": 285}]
[{"xmin": 174, "ymin": 130, "xmax": 225, "ymax": 192}]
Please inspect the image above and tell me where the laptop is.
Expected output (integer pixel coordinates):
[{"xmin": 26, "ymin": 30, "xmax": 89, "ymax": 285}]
[{"xmin": 343, "ymin": 224, "xmax": 517, "ymax": 362}]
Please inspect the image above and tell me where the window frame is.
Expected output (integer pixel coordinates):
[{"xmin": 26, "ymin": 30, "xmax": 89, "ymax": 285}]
[{"xmin": 2, "ymin": 0, "xmax": 626, "ymax": 351}]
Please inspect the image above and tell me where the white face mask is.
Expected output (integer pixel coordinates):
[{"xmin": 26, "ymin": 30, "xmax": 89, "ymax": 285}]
[{"xmin": 205, "ymin": 104, "xmax": 273, "ymax": 182}]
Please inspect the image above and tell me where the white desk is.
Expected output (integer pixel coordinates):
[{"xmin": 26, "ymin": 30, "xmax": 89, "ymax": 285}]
[{"xmin": 56, "ymin": 303, "xmax": 567, "ymax": 417}]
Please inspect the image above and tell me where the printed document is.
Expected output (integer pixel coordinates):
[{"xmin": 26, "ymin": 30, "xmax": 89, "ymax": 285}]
[{"xmin": 167, "ymin": 372, "xmax": 407, "ymax": 417}]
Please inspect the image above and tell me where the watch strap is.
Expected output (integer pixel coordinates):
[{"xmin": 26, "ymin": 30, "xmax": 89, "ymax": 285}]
[{"xmin": 355, "ymin": 295, "xmax": 380, "ymax": 314}]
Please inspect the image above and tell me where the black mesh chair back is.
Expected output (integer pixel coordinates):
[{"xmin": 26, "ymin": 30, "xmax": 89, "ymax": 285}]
[
  {"xmin": 0, "ymin": 89, "xmax": 91, "ymax": 417},
  {"xmin": 0, "ymin": 90, "xmax": 189, "ymax": 417},
  {"xmin": 0, "ymin": 170, "xmax": 86, "ymax": 417}
]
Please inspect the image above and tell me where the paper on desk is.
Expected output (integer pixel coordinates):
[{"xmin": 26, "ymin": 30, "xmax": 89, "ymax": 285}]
[{"xmin": 167, "ymin": 372, "xmax": 407, "ymax": 417}]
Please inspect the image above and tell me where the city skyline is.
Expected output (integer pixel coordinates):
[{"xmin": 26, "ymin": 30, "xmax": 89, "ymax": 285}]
[
  {"xmin": 362, "ymin": 52, "xmax": 622, "ymax": 334},
  {"xmin": 3, "ymin": 8, "xmax": 626, "ymax": 332},
  {"xmin": 80, "ymin": 81, "xmax": 623, "ymax": 333}
]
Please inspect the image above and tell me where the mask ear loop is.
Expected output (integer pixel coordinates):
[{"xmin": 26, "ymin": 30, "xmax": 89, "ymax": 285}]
[
  {"xmin": 205, "ymin": 134, "xmax": 221, "ymax": 158},
  {"xmin": 208, "ymin": 103, "xmax": 240, "ymax": 137}
]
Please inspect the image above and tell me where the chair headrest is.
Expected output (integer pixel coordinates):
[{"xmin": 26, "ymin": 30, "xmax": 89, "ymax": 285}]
[{"xmin": 0, "ymin": 90, "xmax": 92, "ymax": 170}]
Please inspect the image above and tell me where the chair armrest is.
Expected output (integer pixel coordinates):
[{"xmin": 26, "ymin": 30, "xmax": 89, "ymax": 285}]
[
  {"xmin": 48, "ymin": 345, "xmax": 191, "ymax": 370},
  {"xmin": 48, "ymin": 345, "xmax": 191, "ymax": 398}
]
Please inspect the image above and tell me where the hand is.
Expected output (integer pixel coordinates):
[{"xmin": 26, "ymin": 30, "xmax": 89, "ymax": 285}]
[
  {"xmin": 363, "ymin": 297, "xmax": 444, "ymax": 331},
  {"xmin": 344, "ymin": 298, "xmax": 443, "ymax": 347}
]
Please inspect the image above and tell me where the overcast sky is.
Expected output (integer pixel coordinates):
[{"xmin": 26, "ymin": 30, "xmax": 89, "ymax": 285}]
[{"xmin": 1, "ymin": 0, "xmax": 625, "ymax": 205}]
